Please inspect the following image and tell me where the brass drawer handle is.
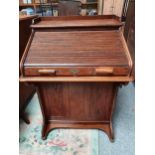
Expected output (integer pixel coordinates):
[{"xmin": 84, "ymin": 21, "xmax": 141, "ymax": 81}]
[
  {"xmin": 95, "ymin": 67, "xmax": 114, "ymax": 75},
  {"xmin": 38, "ymin": 69, "xmax": 56, "ymax": 75}
]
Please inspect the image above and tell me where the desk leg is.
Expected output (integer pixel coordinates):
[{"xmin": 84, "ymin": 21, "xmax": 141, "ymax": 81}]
[
  {"xmin": 20, "ymin": 113, "xmax": 30, "ymax": 124},
  {"xmin": 19, "ymin": 82, "xmax": 36, "ymax": 124},
  {"xmin": 41, "ymin": 122, "xmax": 114, "ymax": 142}
]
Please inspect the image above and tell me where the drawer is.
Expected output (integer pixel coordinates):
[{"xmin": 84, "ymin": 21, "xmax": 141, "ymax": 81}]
[{"xmin": 24, "ymin": 67, "xmax": 130, "ymax": 76}]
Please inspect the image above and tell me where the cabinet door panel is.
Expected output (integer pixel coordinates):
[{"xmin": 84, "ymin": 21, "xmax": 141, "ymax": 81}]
[
  {"xmin": 103, "ymin": 0, "xmax": 124, "ymax": 17},
  {"xmin": 103, "ymin": 0, "xmax": 114, "ymax": 15}
]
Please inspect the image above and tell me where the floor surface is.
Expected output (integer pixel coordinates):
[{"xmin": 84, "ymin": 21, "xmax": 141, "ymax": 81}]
[
  {"xmin": 19, "ymin": 83, "xmax": 135, "ymax": 155},
  {"xmin": 99, "ymin": 83, "xmax": 135, "ymax": 155}
]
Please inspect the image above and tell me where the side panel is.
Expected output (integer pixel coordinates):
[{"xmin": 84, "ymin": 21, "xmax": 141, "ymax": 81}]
[{"xmin": 37, "ymin": 82, "xmax": 117, "ymax": 122}]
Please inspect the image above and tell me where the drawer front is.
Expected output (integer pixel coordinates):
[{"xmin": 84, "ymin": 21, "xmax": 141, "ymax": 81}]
[{"xmin": 24, "ymin": 67, "xmax": 130, "ymax": 76}]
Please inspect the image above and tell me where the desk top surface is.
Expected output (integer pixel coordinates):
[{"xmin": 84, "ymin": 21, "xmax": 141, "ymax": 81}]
[
  {"xmin": 19, "ymin": 15, "xmax": 38, "ymax": 21},
  {"xmin": 31, "ymin": 15, "xmax": 122, "ymax": 28}
]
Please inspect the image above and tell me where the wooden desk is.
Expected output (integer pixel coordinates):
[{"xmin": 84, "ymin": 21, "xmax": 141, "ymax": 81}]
[
  {"xmin": 20, "ymin": 15, "xmax": 133, "ymax": 141},
  {"xmin": 124, "ymin": 0, "xmax": 135, "ymax": 79},
  {"xmin": 19, "ymin": 15, "xmax": 37, "ymax": 123},
  {"xmin": 19, "ymin": 15, "xmax": 38, "ymax": 60}
]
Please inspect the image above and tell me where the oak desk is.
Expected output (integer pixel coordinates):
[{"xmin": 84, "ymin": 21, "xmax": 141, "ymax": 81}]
[
  {"xmin": 19, "ymin": 15, "xmax": 37, "ymax": 123},
  {"xmin": 20, "ymin": 15, "xmax": 133, "ymax": 142}
]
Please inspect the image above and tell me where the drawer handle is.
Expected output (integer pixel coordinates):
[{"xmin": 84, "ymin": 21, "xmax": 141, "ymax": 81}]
[
  {"xmin": 38, "ymin": 69, "xmax": 56, "ymax": 75},
  {"xmin": 95, "ymin": 67, "xmax": 114, "ymax": 75}
]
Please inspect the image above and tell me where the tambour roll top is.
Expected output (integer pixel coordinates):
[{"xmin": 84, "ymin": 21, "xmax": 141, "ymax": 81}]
[{"xmin": 20, "ymin": 15, "xmax": 133, "ymax": 80}]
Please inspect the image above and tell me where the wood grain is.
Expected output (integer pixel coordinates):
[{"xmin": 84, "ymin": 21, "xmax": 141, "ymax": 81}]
[
  {"xmin": 20, "ymin": 16, "xmax": 133, "ymax": 142},
  {"xmin": 31, "ymin": 15, "xmax": 122, "ymax": 28},
  {"xmin": 19, "ymin": 15, "xmax": 38, "ymax": 21},
  {"xmin": 24, "ymin": 66, "xmax": 130, "ymax": 76},
  {"xmin": 42, "ymin": 122, "xmax": 114, "ymax": 141},
  {"xmin": 37, "ymin": 82, "xmax": 117, "ymax": 141},
  {"xmin": 19, "ymin": 16, "xmax": 37, "ymax": 124},
  {"xmin": 20, "ymin": 76, "xmax": 133, "ymax": 82},
  {"xmin": 24, "ymin": 31, "xmax": 130, "ymax": 74},
  {"xmin": 124, "ymin": 0, "xmax": 135, "ymax": 79}
]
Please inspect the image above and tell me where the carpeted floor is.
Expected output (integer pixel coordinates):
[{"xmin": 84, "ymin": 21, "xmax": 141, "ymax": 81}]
[
  {"xmin": 19, "ymin": 83, "xmax": 134, "ymax": 155},
  {"xmin": 99, "ymin": 83, "xmax": 135, "ymax": 155},
  {"xmin": 19, "ymin": 94, "xmax": 99, "ymax": 155}
]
